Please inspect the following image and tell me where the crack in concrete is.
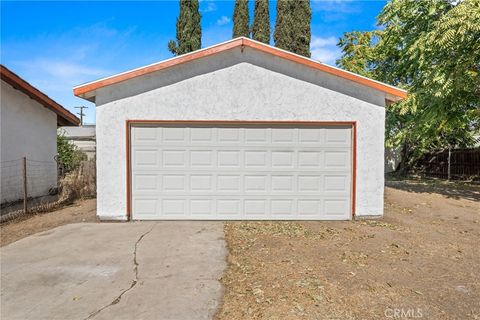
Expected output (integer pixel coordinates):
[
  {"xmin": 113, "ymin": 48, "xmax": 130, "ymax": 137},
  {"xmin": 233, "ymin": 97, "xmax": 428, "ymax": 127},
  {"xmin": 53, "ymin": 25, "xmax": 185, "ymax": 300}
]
[{"xmin": 85, "ymin": 225, "xmax": 155, "ymax": 320}]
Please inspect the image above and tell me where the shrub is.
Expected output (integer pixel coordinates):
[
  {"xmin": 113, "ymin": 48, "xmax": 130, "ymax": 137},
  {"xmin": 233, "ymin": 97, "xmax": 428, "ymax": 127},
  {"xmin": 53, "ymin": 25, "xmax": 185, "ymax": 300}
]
[{"xmin": 57, "ymin": 134, "xmax": 86, "ymax": 173}]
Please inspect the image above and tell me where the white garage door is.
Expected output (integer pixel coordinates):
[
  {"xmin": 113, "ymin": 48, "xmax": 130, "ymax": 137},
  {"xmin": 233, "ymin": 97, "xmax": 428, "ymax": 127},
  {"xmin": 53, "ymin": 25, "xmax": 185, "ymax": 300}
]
[{"xmin": 131, "ymin": 123, "xmax": 352, "ymax": 220}]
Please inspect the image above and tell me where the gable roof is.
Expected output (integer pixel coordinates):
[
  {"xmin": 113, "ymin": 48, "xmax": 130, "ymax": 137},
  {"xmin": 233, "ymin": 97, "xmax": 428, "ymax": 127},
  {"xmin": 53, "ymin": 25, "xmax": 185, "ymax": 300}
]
[
  {"xmin": 73, "ymin": 37, "xmax": 407, "ymax": 102},
  {"xmin": 1, "ymin": 65, "xmax": 80, "ymax": 126}
]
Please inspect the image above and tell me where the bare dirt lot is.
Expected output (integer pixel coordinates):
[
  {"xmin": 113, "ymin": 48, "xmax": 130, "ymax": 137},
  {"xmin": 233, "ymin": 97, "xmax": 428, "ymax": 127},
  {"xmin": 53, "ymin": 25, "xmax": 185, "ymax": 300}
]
[
  {"xmin": 216, "ymin": 181, "xmax": 480, "ymax": 320},
  {"xmin": 0, "ymin": 199, "xmax": 97, "ymax": 246}
]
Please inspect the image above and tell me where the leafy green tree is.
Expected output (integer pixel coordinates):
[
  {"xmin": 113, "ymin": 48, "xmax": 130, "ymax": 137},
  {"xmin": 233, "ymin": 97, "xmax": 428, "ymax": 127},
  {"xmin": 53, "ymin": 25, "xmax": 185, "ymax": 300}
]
[
  {"xmin": 337, "ymin": 0, "xmax": 480, "ymax": 172},
  {"xmin": 252, "ymin": 0, "xmax": 270, "ymax": 43},
  {"xmin": 57, "ymin": 134, "xmax": 86, "ymax": 173},
  {"xmin": 233, "ymin": 0, "xmax": 250, "ymax": 38},
  {"xmin": 168, "ymin": 0, "xmax": 202, "ymax": 56},
  {"xmin": 274, "ymin": 0, "xmax": 311, "ymax": 56},
  {"xmin": 336, "ymin": 31, "xmax": 380, "ymax": 78}
]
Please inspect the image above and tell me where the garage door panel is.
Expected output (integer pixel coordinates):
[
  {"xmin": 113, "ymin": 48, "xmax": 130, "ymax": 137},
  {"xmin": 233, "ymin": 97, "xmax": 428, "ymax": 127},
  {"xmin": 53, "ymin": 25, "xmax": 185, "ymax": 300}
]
[
  {"xmin": 133, "ymin": 126, "xmax": 158, "ymax": 141},
  {"xmin": 162, "ymin": 127, "xmax": 186, "ymax": 142},
  {"xmin": 324, "ymin": 174, "xmax": 349, "ymax": 192},
  {"xmin": 131, "ymin": 124, "xmax": 352, "ymax": 220},
  {"xmin": 324, "ymin": 151, "xmax": 350, "ymax": 169},
  {"xmin": 217, "ymin": 175, "xmax": 241, "ymax": 192},
  {"xmin": 162, "ymin": 149, "xmax": 186, "ymax": 167},
  {"xmin": 244, "ymin": 175, "xmax": 267, "ymax": 192},
  {"xmin": 190, "ymin": 174, "xmax": 213, "ymax": 191},
  {"xmin": 190, "ymin": 127, "xmax": 212, "ymax": 142},
  {"xmin": 217, "ymin": 151, "xmax": 240, "ymax": 167},
  {"xmin": 217, "ymin": 128, "xmax": 240, "ymax": 142},
  {"xmin": 324, "ymin": 199, "xmax": 350, "ymax": 216},
  {"xmin": 133, "ymin": 149, "xmax": 159, "ymax": 167},
  {"xmin": 133, "ymin": 199, "xmax": 158, "ymax": 217},
  {"xmin": 134, "ymin": 174, "xmax": 159, "ymax": 192},
  {"xmin": 298, "ymin": 128, "xmax": 323, "ymax": 144},
  {"xmin": 244, "ymin": 151, "xmax": 268, "ymax": 168},
  {"xmin": 190, "ymin": 150, "xmax": 214, "ymax": 168},
  {"xmin": 132, "ymin": 196, "xmax": 351, "ymax": 220},
  {"xmin": 271, "ymin": 128, "xmax": 295, "ymax": 143},
  {"xmin": 325, "ymin": 127, "xmax": 351, "ymax": 146}
]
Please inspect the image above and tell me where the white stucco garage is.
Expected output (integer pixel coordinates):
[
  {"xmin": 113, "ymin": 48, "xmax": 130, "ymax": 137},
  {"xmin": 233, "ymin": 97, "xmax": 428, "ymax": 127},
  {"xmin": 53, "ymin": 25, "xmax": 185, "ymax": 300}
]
[{"xmin": 74, "ymin": 37, "xmax": 406, "ymax": 221}]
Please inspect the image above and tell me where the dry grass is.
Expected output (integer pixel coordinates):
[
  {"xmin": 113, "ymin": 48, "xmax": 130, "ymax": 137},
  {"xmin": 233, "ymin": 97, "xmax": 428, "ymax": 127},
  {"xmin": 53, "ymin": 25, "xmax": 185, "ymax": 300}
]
[
  {"xmin": 1, "ymin": 160, "xmax": 96, "ymax": 223},
  {"xmin": 216, "ymin": 183, "xmax": 480, "ymax": 319}
]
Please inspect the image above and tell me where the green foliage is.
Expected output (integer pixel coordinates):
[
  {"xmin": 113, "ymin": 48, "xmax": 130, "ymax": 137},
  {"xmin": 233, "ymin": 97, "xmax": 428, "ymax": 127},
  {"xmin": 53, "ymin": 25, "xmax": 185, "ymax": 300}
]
[
  {"xmin": 336, "ymin": 31, "xmax": 381, "ymax": 78},
  {"xmin": 337, "ymin": 0, "xmax": 480, "ymax": 170},
  {"xmin": 292, "ymin": 0, "xmax": 311, "ymax": 57},
  {"xmin": 252, "ymin": 0, "xmax": 270, "ymax": 43},
  {"xmin": 57, "ymin": 134, "xmax": 86, "ymax": 173},
  {"xmin": 233, "ymin": 0, "xmax": 250, "ymax": 38},
  {"xmin": 274, "ymin": 0, "xmax": 293, "ymax": 51},
  {"xmin": 274, "ymin": 0, "xmax": 311, "ymax": 57},
  {"xmin": 168, "ymin": 0, "xmax": 202, "ymax": 56}
]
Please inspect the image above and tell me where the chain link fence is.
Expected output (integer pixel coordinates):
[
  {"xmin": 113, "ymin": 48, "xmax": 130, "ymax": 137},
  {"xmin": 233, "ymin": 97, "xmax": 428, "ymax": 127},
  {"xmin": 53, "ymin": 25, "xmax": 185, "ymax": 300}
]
[
  {"xmin": 1, "ymin": 157, "xmax": 96, "ymax": 222},
  {"xmin": 1, "ymin": 157, "xmax": 59, "ymax": 216}
]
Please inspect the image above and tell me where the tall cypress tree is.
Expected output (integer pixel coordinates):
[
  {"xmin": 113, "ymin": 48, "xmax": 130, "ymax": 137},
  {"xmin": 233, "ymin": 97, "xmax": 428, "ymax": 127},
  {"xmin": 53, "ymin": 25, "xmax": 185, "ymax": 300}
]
[
  {"xmin": 232, "ymin": 0, "xmax": 250, "ymax": 38},
  {"xmin": 252, "ymin": 0, "xmax": 270, "ymax": 43},
  {"xmin": 274, "ymin": 0, "xmax": 311, "ymax": 57},
  {"xmin": 274, "ymin": 0, "xmax": 293, "ymax": 51},
  {"xmin": 168, "ymin": 0, "xmax": 202, "ymax": 56},
  {"xmin": 293, "ymin": 0, "xmax": 311, "ymax": 57}
]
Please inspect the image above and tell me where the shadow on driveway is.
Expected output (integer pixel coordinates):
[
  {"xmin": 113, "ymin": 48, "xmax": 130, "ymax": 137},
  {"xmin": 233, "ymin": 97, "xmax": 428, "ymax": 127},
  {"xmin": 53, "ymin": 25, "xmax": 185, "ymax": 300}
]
[{"xmin": 386, "ymin": 179, "xmax": 480, "ymax": 202}]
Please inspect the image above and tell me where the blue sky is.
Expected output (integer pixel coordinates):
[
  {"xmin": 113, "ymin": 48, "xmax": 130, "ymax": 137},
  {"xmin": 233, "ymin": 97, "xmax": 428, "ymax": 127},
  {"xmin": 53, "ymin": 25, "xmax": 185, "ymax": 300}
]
[{"xmin": 1, "ymin": 1, "xmax": 386, "ymax": 124}]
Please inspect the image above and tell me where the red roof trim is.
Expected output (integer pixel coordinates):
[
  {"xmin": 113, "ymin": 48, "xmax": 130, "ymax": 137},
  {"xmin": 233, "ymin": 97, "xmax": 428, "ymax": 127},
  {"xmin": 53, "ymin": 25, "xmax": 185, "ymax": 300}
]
[
  {"xmin": 73, "ymin": 37, "xmax": 407, "ymax": 100},
  {"xmin": 1, "ymin": 65, "xmax": 80, "ymax": 126}
]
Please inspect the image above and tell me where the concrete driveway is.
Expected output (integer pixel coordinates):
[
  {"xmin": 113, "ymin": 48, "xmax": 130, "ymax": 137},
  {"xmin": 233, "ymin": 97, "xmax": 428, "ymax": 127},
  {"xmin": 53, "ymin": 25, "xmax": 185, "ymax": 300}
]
[{"xmin": 1, "ymin": 222, "xmax": 227, "ymax": 320}]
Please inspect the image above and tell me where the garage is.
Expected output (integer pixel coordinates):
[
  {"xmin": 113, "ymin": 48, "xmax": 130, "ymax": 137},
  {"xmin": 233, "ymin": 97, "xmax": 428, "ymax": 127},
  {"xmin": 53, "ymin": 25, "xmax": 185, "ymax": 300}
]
[
  {"xmin": 73, "ymin": 37, "xmax": 406, "ymax": 221},
  {"xmin": 130, "ymin": 123, "xmax": 353, "ymax": 220}
]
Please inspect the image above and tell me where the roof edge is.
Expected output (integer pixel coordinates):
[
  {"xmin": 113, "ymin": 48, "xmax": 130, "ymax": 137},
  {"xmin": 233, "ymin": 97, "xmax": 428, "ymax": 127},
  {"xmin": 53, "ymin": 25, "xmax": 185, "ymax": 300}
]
[
  {"xmin": 73, "ymin": 37, "xmax": 407, "ymax": 100},
  {"xmin": 1, "ymin": 65, "xmax": 80, "ymax": 126}
]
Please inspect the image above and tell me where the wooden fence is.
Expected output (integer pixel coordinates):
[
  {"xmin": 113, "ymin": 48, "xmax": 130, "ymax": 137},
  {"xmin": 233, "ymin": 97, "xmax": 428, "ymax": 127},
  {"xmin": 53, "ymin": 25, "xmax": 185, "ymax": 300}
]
[{"xmin": 415, "ymin": 148, "xmax": 480, "ymax": 181}]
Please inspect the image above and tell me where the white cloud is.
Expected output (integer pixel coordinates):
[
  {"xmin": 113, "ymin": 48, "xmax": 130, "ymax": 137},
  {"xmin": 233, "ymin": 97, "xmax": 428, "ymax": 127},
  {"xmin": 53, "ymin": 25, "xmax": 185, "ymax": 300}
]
[
  {"xmin": 310, "ymin": 36, "xmax": 341, "ymax": 65},
  {"xmin": 216, "ymin": 16, "xmax": 231, "ymax": 26},
  {"xmin": 37, "ymin": 59, "xmax": 108, "ymax": 79},
  {"xmin": 311, "ymin": 36, "xmax": 337, "ymax": 47},
  {"xmin": 200, "ymin": 1, "xmax": 217, "ymax": 13}
]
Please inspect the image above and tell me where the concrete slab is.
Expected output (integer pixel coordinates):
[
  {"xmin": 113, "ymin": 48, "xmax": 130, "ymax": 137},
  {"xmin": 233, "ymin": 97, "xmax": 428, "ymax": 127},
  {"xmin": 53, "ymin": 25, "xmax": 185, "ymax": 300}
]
[{"xmin": 1, "ymin": 222, "xmax": 227, "ymax": 320}]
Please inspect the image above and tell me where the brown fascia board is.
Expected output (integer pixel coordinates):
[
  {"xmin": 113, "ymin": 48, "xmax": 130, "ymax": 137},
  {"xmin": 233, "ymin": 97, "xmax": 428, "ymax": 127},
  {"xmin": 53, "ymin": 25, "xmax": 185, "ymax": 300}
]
[
  {"xmin": 73, "ymin": 37, "xmax": 407, "ymax": 102},
  {"xmin": 1, "ymin": 65, "xmax": 80, "ymax": 126}
]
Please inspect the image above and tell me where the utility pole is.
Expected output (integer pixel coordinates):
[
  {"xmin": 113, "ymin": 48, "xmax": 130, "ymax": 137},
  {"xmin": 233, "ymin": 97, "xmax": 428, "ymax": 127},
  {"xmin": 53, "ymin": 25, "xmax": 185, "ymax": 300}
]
[
  {"xmin": 23, "ymin": 157, "xmax": 28, "ymax": 214},
  {"xmin": 75, "ymin": 106, "xmax": 87, "ymax": 125}
]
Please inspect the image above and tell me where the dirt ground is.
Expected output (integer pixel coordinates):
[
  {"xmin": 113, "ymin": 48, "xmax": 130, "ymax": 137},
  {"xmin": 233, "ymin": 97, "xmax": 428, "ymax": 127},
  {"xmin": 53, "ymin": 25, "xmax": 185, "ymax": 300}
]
[
  {"xmin": 216, "ymin": 181, "xmax": 480, "ymax": 320},
  {"xmin": 0, "ymin": 198, "xmax": 97, "ymax": 247}
]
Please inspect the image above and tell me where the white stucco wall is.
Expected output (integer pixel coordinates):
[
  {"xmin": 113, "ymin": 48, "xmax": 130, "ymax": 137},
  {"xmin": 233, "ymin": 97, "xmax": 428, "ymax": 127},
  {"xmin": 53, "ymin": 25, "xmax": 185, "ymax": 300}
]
[
  {"xmin": 94, "ymin": 47, "xmax": 386, "ymax": 220},
  {"xmin": 1, "ymin": 80, "xmax": 58, "ymax": 203}
]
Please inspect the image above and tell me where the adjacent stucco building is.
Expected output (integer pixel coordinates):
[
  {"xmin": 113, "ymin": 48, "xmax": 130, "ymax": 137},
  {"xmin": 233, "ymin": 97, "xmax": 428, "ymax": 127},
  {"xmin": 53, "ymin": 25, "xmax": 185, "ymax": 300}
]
[
  {"xmin": 74, "ymin": 38, "xmax": 407, "ymax": 221},
  {"xmin": 1, "ymin": 65, "xmax": 79, "ymax": 203},
  {"xmin": 58, "ymin": 125, "xmax": 96, "ymax": 160}
]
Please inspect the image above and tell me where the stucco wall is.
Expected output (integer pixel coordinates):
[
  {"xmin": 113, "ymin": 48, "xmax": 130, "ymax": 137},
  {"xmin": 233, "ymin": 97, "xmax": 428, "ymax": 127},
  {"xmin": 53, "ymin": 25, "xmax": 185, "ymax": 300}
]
[
  {"xmin": 95, "ymin": 47, "xmax": 386, "ymax": 220},
  {"xmin": 1, "ymin": 80, "xmax": 58, "ymax": 203}
]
